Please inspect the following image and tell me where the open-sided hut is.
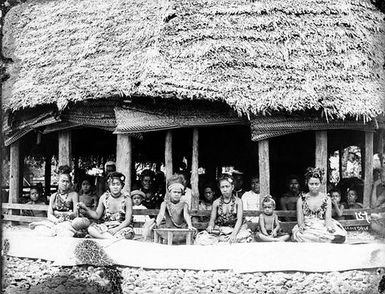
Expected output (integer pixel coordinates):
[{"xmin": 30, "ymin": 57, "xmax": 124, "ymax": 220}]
[{"xmin": 2, "ymin": 0, "xmax": 385, "ymax": 225}]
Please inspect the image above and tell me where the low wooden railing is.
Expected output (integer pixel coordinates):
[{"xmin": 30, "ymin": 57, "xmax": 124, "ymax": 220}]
[{"xmin": 3, "ymin": 203, "xmax": 382, "ymax": 233}]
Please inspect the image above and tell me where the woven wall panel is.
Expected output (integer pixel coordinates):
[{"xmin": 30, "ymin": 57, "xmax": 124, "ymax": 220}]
[
  {"xmin": 114, "ymin": 107, "xmax": 248, "ymax": 133},
  {"xmin": 251, "ymin": 117, "xmax": 377, "ymax": 141}
]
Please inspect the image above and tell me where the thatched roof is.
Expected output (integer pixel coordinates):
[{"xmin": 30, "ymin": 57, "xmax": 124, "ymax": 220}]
[{"xmin": 2, "ymin": 0, "xmax": 385, "ymax": 120}]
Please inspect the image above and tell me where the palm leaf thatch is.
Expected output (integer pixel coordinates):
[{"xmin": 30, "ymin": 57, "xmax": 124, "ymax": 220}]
[{"xmin": 2, "ymin": 0, "xmax": 385, "ymax": 120}]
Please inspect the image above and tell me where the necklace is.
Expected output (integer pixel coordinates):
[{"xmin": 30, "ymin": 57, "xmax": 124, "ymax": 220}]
[
  {"xmin": 222, "ymin": 197, "xmax": 231, "ymax": 204},
  {"xmin": 110, "ymin": 192, "xmax": 122, "ymax": 198},
  {"xmin": 58, "ymin": 190, "xmax": 69, "ymax": 199}
]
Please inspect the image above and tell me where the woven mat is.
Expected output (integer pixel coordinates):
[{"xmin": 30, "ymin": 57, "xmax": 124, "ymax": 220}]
[{"xmin": 4, "ymin": 231, "xmax": 385, "ymax": 273}]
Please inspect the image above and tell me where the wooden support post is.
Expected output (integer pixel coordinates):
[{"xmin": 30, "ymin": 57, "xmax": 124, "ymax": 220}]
[
  {"xmin": 58, "ymin": 131, "xmax": 72, "ymax": 167},
  {"xmin": 165, "ymin": 131, "xmax": 173, "ymax": 180},
  {"xmin": 315, "ymin": 131, "xmax": 328, "ymax": 194},
  {"xmin": 116, "ymin": 134, "xmax": 132, "ymax": 193},
  {"xmin": 377, "ymin": 129, "xmax": 384, "ymax": 168},
  {"xmin": 363, "ymin": 132, "xmax": 374, "ymax": 208},
  {"xmin": 339, "ymin": 147, "xmax": 343, "ymax": 183},
  {"xmin": 258, "ymin": 140, "xmax": 270, "ymax": 206},
  {"xmin": 9, "ymin": 141, "xmax": 21, "ymax": 204},
  {"xmin": 191, "ymin": 128, "xmax": 199, "ymax": 210},
  {"xmin": 44, "ymin": 154, "xmax": 52, "ymax": 198}
]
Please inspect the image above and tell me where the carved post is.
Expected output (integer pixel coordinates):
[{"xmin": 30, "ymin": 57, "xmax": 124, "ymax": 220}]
[
  {"xmin": 258, "ymin": 140, "xmax": 270, "ymax": 208},
  {"xmin": 58, "ymin": 131, "xmax": 72, "ymax": 167},
  {"xmin": 363, "ymin": 132, "xmax": 373, "ymax": 208}
]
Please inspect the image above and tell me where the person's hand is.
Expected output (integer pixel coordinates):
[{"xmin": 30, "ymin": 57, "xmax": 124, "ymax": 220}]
[
  {"xmin": 77, "ymin": 202, "xmax": 87, "ymax": 210},
  {"xmin": 298, "ymin": 224, "xmax": 305, "ymax": 233},
  {"xmin": 331, "ymin": 199, "xmax": 337, "ymax": 207},
  {"xmin": 188, "ymin": 225, "xmax": 193, "ymax": 230},
  {"xmin": 108, "ymin": 227, "xmax": 119, "ymax": 235},
  {"xmin": 229, "ymin": 232, "xmax": 237, "ymax": 244},
  {"xmin": 272, "ymin": 230, "xmax": 278, "ymax": 237},
  {"xmin": 206, "ymin": 225, "xmax": 213, "ymax": 233}
]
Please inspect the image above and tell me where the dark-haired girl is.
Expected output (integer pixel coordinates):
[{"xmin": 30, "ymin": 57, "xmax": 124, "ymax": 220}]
[
  {"xmin": 78, "ymin": 172, "xmax": 134, "ymax": 239},
  {"xmin": 292, "ymin": 167, "xmax": 346, "ymax": 243}
]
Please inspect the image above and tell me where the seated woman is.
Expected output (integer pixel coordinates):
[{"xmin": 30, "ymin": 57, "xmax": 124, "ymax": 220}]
[
  {"xmin": 280, "ymin": 175, "xmax": 302, "ymax": 221},
  {"xmin": 29, "ymin": 165, "xmax": 88, "ymax": 237},
  {"xmin": 292, "ymin": 167, "xmax": 346, "ymax": 243},
  {"xmin": 370, "ymin": 167, "xmax": 385, "ymax": 236},
  {"xmin": 78, "ymin": 172, "xmax": 134, "ymax": 240},
  {"xmin": 205, "ymin": 174, "xmax": 252, "ymax": 243}
]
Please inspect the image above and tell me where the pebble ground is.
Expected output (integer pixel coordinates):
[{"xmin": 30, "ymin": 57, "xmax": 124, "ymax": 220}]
[{"xmin": 2, "ymin": 229, "xmax": 385, "ymax": 294}]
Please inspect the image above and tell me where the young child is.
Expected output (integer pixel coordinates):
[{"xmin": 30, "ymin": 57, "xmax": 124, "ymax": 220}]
[
  {"xmin": 154, "ymin": 177, "xmax": 194, "ymax": 243},
  {"xmin": 78, "ymin": 172, "xmax": 134, "ymax": 240},
  {"xmin": 329, "ymin": 189, "xmax": 344, "ymax": 220},
  {"xmin": 131, "ymin": 189, "xmax": 150, "ymax": 236},
  {"xmin": 346, "ymin": 189, "xmax": 363, "ymax": 209},
  {"xmin": 241, "ymin": 176, "xmax": 261, "ymax": 232},
  {"xmin": 23, "ymin": 187, "xmax": 47, "ymax": 217},
  {"xmin": 257, "ymin": 196, "xmax": 290, "ymax": 242}
]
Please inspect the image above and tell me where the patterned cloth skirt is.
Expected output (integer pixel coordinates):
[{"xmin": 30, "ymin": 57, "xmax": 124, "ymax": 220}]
[
  {"xmin": 90, "ymin": 221, "xmax": 134, "ymax": 240},
  {"xmin": 195, "ymin": 223, "xmax": 252, "ymax": 245},
  {"xmin": 292, "ymin": 217, "xmax": 346, "ymax": 243}
]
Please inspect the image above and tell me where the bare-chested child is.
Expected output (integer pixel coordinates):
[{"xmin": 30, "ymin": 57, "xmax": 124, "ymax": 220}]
[
  {"xmin": 156, "ymin": 182, "xmax": 193, "ymax": 230},
  {"xmin": 257, "ymin": 196, "xmax": 290, "ymax": 242},
  {"xmin": 154, "ymin": 178, "xmax": 194, "ymax": 243}
]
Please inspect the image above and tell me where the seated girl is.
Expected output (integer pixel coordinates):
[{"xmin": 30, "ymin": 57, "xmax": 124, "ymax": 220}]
[
  {"xmin": 256, "ymin": 196, "xmax": 290, "ymax": 242},
  {"xmin": 78, "ymin": 172, "xmax": 134, "ymax": 240},
  {"xmin": 204, "ymin": 174, "xmax": 252, "ymax": 244},
  {"xmin": 78, "ymin": 177, "xmax": 98, "ymax": 210},
  {"xmin": 22, "ymin": 186, "xmax": 47, "ymax": 218},
  {"xmin": 329, "ymin": 189, "xmax": 344, "ymax": 220},
  {"xmin": 292, "ymin": 167, "xmax": 346, "ymax": 243},
  {"xmin": 29, "ymin": 165, "xmax": 89, "ymax": 237}
]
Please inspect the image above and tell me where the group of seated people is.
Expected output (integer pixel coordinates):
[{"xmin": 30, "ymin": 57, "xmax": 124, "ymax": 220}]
[{"xmin": 25, "ymin": 163, "xmax": 385, "ymax": 245}]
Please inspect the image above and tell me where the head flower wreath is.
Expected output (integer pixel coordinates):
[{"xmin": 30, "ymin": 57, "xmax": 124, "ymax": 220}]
[
  {"xmin": 304, "ymin": 167, "xmax": 325, "ymax": 182},
  {"xmin": 107, "ymin": 172, "xmax": 126, "ymax": 186},
  {"xmin": 218, "ymin": 174, "xmax": 234, "ymax": 184}
]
